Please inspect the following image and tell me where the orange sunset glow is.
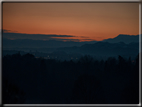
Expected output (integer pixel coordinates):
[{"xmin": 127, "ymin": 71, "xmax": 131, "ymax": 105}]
[{"xmin": 2, "ymin": 3, "xmax": 139, "ymax": 41}]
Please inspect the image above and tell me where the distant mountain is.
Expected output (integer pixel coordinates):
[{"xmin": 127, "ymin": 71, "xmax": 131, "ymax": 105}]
[
  {"xmin": 2, "ymin": 38, "xmax": 97, "ymax": 49},
  {"xmin": 3, "ymin": 34, "xmax": 139, "ymax": 50},
  {"xmin": 103, "ymin": 34, "xmax": 139, "ymax": 44},
  {"xmin": 56, "ymin": 41, "xmax": 139, "ymax": 59},
  {"xmin": 2, "ymin": 34, "xmax": 140, "ymax": 59},
  {"xmin": 3, "ymin": 41, "xmax": 139, "ymax": 60}
]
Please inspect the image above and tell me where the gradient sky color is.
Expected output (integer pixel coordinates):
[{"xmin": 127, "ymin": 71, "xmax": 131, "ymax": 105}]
[{"xmin": 2, "ymin": 3, "xmax": 139, "ymax": 41}]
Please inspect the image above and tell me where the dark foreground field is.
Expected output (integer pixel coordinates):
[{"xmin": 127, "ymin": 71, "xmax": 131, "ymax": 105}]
[{"xmin": 2, "ymin": 53, "xmax": 139, "ymax": 104}]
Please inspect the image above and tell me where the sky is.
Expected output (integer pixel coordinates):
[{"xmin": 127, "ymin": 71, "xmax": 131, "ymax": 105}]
[{"xmin": 2, "ymin": 3, "xmax": 139, "ymax": 42}]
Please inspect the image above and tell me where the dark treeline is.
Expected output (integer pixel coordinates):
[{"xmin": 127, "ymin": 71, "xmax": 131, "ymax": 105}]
[{"xmin": 2, "ymin": 53, "xmax": 139, "ymax": 104}]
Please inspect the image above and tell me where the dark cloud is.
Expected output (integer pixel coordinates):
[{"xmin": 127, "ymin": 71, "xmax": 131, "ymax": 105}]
[
  {"xmin": 57, "ymin": 39, "xmax": 81, "ymax": 42},
  {"xmin": 2, "ymin": 32, "xmax": 95, "ymax": 42},
  {"xmin": 3, "ymin": 29, "xmax": 12, "ymax": 33},
  {"xmin": 82, "ymin": 39, "xmax": 95, "ymax": 41},
  {"xmin": 2, "ymin": 32, "xmax": 75, "ymax": 40},
  {"xmin": 54, "ymin": 38, "xmax": 95, "ymax": 42},
  {"xmin": 3, "ymin": 29, "xmax": 18, "ymax": 33}
]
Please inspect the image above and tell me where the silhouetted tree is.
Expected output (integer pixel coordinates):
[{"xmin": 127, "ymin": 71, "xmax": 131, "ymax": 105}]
[
  {"xmin": 121, "ymin": 54, "xmax": 139, "ymax": 104},
  {"xmin": 23, "ymin": 53, "xmax": 35, "ymax": 59},
  {"xmin": 2, "ymin": 78, "xmax": 26, "ymax": 104},
  {"xmin": 71, "ymin": 74, "xmax": 105, "ymax": 104},
  {"xmin": 2, "ymin": 53, "xmax": 139, "ymax": 104},
  {"xmin": 118, "ymin": 55, "xmax": 126, "ymax": 72}
]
